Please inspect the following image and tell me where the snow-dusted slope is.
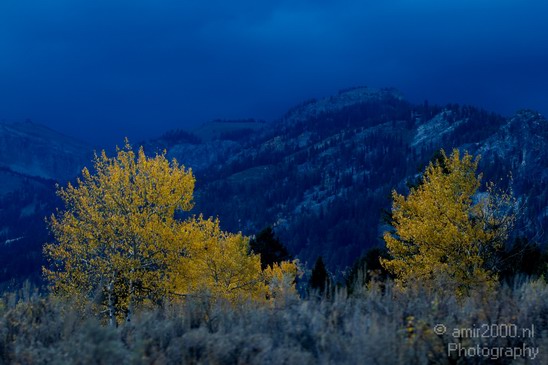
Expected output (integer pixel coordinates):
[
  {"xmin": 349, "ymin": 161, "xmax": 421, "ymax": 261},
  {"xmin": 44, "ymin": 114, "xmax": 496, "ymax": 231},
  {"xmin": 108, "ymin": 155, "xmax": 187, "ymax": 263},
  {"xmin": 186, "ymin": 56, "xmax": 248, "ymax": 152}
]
[{"xmin": 479, "ymin": 110, "xmax": 548, "ymax": 169}]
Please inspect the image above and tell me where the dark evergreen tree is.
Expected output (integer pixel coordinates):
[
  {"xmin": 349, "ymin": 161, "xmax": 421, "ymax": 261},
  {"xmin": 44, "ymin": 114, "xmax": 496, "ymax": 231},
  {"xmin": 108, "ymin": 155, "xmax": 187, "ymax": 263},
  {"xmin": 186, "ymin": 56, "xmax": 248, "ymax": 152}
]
[
  {"xmin": 249, "ymin": 227, "xmax": 292, "ymax": 270},
  {"xmin": 309, "ymin": 256, "xmax": 331, "ymax": 296},
  {"xmin": 498, "ymin": 237, "xmax": 548, "ymax": 282},
  {"xmin": 345, "ymin": 247, "xmax": 391, "ymax": 296}
]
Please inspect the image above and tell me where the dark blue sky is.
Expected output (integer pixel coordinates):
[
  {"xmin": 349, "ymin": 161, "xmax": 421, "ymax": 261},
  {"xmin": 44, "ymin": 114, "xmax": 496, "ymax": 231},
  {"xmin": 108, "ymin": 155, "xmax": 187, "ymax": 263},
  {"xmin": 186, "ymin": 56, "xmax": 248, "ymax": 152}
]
[{"xmin": 1, "ymin": 0, "xmax": 547, "ymax": 147}]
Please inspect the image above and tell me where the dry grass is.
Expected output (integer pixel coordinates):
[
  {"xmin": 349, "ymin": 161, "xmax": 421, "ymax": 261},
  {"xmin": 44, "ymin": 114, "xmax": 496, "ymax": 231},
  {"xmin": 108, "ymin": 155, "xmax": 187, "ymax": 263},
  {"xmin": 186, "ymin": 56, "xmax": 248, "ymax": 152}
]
[{"xmin": 1, "ymin": 278, "xmax": 547, "ymax": 364}]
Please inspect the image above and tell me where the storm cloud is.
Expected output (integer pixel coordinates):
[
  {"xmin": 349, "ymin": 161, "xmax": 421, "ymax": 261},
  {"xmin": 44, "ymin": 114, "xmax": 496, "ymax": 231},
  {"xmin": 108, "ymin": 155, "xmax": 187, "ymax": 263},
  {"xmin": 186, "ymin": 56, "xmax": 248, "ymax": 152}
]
[{"xmin": 1, "ymin": 0, "xmax": 547, "ymax": 146}]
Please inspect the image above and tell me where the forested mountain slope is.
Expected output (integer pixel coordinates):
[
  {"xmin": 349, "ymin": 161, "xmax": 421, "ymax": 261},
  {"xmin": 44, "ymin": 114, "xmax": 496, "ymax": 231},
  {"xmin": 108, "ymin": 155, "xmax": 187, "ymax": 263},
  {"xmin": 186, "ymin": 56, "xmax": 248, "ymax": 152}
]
[
  {"xmin": 0, "ymin": 121, "xmax": 91, "ymax": 287},
  {"xmin": 151, "ymin": 87, "xmax": 548, "ymax": 271}
]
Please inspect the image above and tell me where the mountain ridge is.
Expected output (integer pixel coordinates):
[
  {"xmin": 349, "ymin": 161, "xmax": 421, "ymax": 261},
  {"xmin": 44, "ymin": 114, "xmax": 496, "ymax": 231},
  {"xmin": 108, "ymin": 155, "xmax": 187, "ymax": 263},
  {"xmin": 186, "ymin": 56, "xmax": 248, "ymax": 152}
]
[
  {"xmin": 0, "ymin": 120, "xmax": 91, "ymax": 183},
  {"xmin": 150, "ymin": 87, "xmax": 547, "ymax": 270}
]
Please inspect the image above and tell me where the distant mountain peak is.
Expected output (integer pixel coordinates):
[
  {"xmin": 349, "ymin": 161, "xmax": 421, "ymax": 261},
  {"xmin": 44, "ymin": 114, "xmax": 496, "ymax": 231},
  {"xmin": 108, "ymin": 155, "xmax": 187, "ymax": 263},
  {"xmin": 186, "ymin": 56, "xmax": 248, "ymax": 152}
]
[
  {"xmin": 284, "ymin": 86, "xmax": 403, "ymax": 123},
  {"xmin": 337, "ymin": 86, "xmax": 403, "ymax": 99},
  {"xmin": 0, "ymin": 121, "xmax": 92, "ymax": 181}
]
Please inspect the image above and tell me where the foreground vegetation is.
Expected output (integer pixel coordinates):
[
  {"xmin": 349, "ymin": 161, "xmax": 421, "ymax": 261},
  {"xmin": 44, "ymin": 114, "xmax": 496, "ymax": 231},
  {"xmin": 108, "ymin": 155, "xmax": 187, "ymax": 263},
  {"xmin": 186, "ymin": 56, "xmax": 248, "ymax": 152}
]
[{"xmin": 1, "ymin": 278, "xmax": 547, "ymax": 364}]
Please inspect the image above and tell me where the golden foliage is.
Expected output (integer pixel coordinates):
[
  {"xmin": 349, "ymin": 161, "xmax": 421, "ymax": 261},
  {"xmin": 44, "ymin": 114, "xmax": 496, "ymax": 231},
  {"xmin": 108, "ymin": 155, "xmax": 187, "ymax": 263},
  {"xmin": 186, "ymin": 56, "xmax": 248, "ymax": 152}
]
[
  {"xmin": 171, "ymin": 216, "xmax": 268, "ymax": 303},
  {"xmin": 381, "ymin": 149, "xmax": 515, "ymax": 296},
  {"xmin": 44, "ymin": 141, "xmax": 297, "ymax": 325},
  {"xmin": 170, "ymin": 216, "xmax": 299, "ymax": 305}
]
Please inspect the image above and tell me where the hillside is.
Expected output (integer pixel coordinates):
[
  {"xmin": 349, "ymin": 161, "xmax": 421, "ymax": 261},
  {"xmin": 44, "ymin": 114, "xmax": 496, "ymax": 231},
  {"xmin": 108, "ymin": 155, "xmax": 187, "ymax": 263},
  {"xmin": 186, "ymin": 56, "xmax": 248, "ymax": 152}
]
[
  {"xmin": 0, "ymin": 122, "xmax": 92, "ymax": 287},
  {"xmin": 0, "ymin": 121, "xmax": 91, "ymax": 183},
  {"xmin": 150, "ymin": 87, "xmax": 548, "ymax": 271}
]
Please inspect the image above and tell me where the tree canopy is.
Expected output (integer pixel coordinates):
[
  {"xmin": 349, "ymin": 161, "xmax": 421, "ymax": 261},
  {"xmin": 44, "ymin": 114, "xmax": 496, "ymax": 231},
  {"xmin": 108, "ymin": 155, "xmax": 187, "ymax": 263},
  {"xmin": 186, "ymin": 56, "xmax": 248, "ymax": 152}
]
[
  {"xmin": 44, "ymin": 142, "xmax": 297, "ymax": 325},
  {"xmin": 381, "ymin": 149, "xmax": 515, "ymax": 295}
]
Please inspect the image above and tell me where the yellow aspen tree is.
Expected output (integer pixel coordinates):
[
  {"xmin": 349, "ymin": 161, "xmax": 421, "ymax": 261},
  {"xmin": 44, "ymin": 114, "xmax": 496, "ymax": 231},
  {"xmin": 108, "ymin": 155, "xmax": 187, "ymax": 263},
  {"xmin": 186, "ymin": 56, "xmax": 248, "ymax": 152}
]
[
  {"xmin": 170, "ymin": 216, "xmax": 268, "ymax": 303},
  {"xmin": 169, "ymin": 216, "xmax": 299, "ymax": 305},
  {"xmin": 44, "ymin": 141, "xmax": 298, "ymax": 325},
  {"xmin": 44, "ymin": 141, "xmax": 195, "ymax": 325},
  {"xmin": 381, "ymin": 149, "xmax": 514, "ymax": 296}
]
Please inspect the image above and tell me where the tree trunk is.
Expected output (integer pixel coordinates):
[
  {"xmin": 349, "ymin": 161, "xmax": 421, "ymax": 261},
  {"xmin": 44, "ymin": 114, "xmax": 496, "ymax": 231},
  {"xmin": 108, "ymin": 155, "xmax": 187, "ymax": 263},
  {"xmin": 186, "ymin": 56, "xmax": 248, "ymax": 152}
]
[
  {"xmin": 107, "ymin": 280, "xmax": 116, "ymax": 327},
  {"xmin": 126, "ymin": 278, "xmax": 134, "ymax": 323}
]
